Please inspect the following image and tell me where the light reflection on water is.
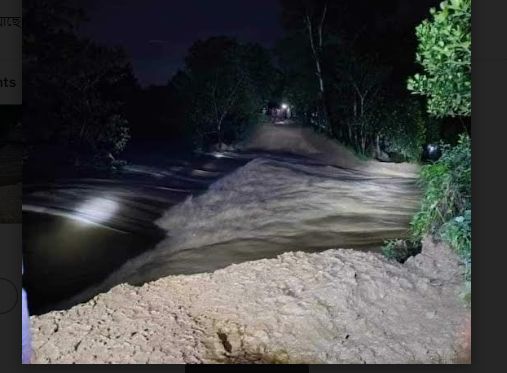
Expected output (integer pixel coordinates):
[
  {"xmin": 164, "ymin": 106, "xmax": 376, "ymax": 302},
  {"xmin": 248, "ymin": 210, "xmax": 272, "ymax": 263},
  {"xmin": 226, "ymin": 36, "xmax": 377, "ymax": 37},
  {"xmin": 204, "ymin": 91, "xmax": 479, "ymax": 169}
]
[
  {"xmin": 76, "ymin": 197, "xmax": 119, "ymax": 225},
  {"xmin": 23, "ymin": 152, "xmax": 251, "ymax": 314}
]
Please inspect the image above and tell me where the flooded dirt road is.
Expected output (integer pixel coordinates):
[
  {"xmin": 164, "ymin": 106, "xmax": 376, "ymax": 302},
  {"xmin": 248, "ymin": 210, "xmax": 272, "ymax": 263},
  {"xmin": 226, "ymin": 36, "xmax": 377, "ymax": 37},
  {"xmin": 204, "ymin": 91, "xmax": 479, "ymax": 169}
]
[{"xmin": 23, "ymin": 124, "xmax": 421, "ymax": 314}]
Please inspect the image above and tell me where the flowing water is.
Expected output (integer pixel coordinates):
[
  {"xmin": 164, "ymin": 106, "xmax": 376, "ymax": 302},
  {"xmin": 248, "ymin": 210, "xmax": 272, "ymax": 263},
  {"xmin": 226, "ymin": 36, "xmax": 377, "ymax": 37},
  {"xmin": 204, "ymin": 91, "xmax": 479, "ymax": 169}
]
[
  {"xmin": 23, "ymin": 151, "xmax": 251, "ymax": 314},
  {"xmin": 23, "ymin": 127, "xmax": 422, "ymax": 315}
]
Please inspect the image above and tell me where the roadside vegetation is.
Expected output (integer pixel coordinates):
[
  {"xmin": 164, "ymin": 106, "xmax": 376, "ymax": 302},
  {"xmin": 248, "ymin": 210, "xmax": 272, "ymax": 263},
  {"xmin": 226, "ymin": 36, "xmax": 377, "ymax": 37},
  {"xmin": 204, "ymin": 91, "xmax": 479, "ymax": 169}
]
[
  {"xmin": 170, "ymin": 37, "xmax": 279, "ymax": 150},
  {"xmin": 23, "ymin": 0, "xmax": 136, "ymax": 175},
  {"xmin": 382, "ymin": 0, "xmax": 471, "ymax": 291},
  {"xmin": 276, "ymin": 1, "xmax": 439, "ymax": 162},
  {"xmin": 22, "ymin": 0, "xmax": 471, "ymax": 278}
]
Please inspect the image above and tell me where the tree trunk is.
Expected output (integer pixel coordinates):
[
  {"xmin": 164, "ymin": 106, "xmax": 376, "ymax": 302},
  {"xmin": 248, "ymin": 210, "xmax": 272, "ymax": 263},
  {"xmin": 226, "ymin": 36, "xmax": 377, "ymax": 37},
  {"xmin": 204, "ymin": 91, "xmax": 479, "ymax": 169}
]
[
  {"xmin": 305, "ymin": 3, "xmax": 329, "ymax": 129},
  {"xmin": 315, "ymin": 60, "xmax": 325, "ymax": 96},
  {"xmin": 217, "ymin": 121, "xmax": 222, "ymax": 147}
]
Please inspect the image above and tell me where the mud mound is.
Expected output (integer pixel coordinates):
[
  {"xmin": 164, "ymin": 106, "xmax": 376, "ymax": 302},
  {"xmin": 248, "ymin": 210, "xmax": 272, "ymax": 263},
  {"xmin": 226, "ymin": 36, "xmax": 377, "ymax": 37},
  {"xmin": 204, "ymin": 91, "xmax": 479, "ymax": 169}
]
[
  {"xmin": 31, "ymin": 237, "xmax": 470, "ymax": 364},
  {"xmin": 242, "ymin": 124, "xmax": 419, "ymax": 178}
]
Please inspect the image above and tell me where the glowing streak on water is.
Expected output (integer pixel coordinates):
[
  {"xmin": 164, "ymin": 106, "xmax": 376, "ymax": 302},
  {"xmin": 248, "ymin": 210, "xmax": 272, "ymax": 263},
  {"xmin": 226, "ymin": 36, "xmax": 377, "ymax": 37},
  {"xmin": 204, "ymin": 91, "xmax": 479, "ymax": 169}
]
[
  {"xmin": 76, "ymin": 197, "xmax": 119, "ymax": 225},
  {"xmin": 23, "ymin": 204, "xmax": 126, "ymax": 233}
]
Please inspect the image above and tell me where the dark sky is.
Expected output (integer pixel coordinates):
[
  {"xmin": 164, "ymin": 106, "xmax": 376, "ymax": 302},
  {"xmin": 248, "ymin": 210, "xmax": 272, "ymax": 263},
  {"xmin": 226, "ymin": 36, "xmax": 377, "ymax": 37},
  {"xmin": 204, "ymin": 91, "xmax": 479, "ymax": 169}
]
[{"xmin": 76, "ymin": 0, "xmax": 283, "ymax": 87}]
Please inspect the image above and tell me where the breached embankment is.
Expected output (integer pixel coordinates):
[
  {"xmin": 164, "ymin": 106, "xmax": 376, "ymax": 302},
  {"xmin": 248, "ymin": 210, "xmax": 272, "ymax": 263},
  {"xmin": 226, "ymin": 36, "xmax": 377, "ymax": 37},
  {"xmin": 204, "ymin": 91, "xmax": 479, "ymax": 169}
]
[
  {"xmin": 30, "ymin": 124, "xmax": 470, "ymax": 363},
  {"xmin": 31, "ymin": 238, "xmax": 470, "ymax": 363},
  {"xmin": 53, "ymin": 155, "xmax": 421, "ymax": 309}
]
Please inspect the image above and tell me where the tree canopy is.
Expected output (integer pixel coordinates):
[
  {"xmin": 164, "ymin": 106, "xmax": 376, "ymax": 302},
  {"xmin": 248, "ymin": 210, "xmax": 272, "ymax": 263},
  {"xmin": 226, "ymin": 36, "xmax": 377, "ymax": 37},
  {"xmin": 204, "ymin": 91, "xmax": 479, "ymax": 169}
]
[
  {"xmin": 23, "ymin": 0, "xmax": 137, "ymax": 172},
  {"xmin": 172, "ymin": 37, "xmax": 278, "ymax": 148},
  {"xmin": 408, "ymin": 0, "xmax": 471, "ymax": 117}
]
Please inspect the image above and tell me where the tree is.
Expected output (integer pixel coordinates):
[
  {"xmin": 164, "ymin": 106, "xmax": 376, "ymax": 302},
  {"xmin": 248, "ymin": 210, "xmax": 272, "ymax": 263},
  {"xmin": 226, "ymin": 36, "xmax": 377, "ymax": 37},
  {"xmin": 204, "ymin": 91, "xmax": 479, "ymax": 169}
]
[
  {"xmin": 303, "ymin": 1, "xmax": 328, "ymax": 99},
  {"xmin": 407, "ymin": 0, "xmax": 471, "ymax": 117},
  {"xmin": 405, "ymin": 0, "xmax": 471, "ymax": 278},
  {"xmin": 275, "ymin": 34, "xmax": 322, "ymax": 126},
  {"xmin": 174, "ymin": 37, "xmax": 276, "ymax": 148},
  {"xmin": 334, "ymin": 54, "xmax": 390, "ymax": 153},
  {"xmin": 277, "ymin": 0, "xmax": 428, "ymax": 136},
  {"xmin": 380, "ymin": 99, "xmax": 427, "ymax": 161},
  {"xmin": 23, "ymin": 0, "xmax": 137, "ymax": 171},
  {"xmin": 280, "ymin": 0, "xmax": 338, "ymax": 130}
]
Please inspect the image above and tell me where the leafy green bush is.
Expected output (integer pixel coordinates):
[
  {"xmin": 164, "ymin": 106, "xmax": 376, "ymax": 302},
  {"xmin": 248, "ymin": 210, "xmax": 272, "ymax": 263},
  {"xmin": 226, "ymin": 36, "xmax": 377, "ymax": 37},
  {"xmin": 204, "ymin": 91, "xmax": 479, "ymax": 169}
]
[
  {"xmin": 407, "ymin": 0, "xmax": 471, "ymax": 117},
  {"xmin": 411, "ymin": 135, "xmax": 471, "ymax": 237},
  {"xmin": 410, "ymin": 134, "xmax": 471, "ymax": 269},
  {"xmin": 400, "ymin": 0, "xmax": 471, "ymax": 290},
  {"xmin": 383, "ymin": 135, "xmax": 471, "ymax": 270},
  {"xmin": 441, "ymin": 209, "xmax": 471, "ymax": 277}
]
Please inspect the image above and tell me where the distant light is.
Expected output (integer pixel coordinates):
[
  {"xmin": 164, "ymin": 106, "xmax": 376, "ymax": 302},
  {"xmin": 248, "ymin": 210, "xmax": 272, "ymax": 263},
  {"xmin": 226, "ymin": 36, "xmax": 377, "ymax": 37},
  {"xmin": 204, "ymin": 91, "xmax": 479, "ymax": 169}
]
[
  {"xmin": 213, "ymin": 152, "xmax": 225, "ymax": 159},
  {"xmin": 427, "ymin": 145, "xmax": 436, "ymax": 154},
  {"xmin": 281, "ymin": 103, "xmax": 288, "ymax": 110},
  {"xmin": 76, "ymin": 197, "xmax": 119, "ymax": 225}
]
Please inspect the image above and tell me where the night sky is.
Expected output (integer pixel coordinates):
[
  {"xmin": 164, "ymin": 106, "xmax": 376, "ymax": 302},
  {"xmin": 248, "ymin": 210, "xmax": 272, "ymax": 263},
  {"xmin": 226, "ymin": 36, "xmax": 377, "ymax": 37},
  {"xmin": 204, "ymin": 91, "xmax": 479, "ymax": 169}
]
[
  {"xmin": 74, "ymin": 0, "xmax": 439, "ymax": 87},
  {"xmin": 75, "ymin": 0, "xmax": 283, "ymax": 87}
]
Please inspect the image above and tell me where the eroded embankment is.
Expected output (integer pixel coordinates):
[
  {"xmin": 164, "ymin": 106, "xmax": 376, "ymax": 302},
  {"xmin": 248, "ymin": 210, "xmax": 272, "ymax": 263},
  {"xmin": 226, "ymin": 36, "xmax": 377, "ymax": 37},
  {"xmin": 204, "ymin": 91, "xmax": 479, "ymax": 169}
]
[
  {"xmin": 31, "ymin": 237, "xmax": 470, "ymax": 364},
  {"xmin": 56, "ymin": 155, "xmax": 421, "ymax": 308},
  {"xmin": 30, "ymin": 125, "xmax": 470, "ymax": 363}
]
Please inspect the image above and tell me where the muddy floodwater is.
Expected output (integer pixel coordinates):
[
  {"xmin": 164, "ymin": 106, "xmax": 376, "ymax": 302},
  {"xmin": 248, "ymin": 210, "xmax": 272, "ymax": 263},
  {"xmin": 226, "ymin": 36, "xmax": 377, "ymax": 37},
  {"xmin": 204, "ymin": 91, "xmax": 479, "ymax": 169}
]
[
  {"xmin": 23, "ymin": 126, "xmax": 422, "ymax": 314},
  {"xmin": 23, "ymin": 152, "xmax": 250, "ymax": 314}
]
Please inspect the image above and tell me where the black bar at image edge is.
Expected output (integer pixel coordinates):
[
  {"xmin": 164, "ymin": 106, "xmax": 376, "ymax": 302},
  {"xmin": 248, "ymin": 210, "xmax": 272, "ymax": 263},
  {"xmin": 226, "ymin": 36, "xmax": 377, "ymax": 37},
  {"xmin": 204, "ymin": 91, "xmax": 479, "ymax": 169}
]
[{"xmin": 186, "ymin": 364, "xmax": 310, "ymax": 373}]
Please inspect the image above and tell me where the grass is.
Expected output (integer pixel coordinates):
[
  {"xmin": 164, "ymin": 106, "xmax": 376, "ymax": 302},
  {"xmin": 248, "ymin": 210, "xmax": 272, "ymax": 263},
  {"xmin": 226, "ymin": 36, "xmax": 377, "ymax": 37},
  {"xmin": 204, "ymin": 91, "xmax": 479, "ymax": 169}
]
[{"xmin": 383, "ymin": 135, "xmax": 471, "ymax": 278}]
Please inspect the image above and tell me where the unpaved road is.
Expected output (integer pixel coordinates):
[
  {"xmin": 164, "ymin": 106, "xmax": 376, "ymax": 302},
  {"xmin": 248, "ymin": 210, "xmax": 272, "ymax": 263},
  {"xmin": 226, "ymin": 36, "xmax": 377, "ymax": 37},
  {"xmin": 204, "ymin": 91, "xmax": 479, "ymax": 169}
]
[{"xmin": 57, "ymin": 125, "xmax": 422, "ymax": 308}]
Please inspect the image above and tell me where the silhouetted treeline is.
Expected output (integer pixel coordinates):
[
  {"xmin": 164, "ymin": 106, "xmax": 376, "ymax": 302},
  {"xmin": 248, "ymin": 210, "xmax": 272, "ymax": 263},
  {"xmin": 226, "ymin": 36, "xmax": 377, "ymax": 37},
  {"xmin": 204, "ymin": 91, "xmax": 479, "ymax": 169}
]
[
  {"xmin": 22, "ymin": 0, "xmax": 468, "ymax": 177},
  {"xmin": 23, "ymin": 0, "xmax": 137, "ymax": 176},
  {"xmin": 126, "ymin": 38, "xmax": 281, "ymax": 153},
  {"xmin": 275, "ymin": 0, "xmax": 452, "ymax": 160},
  {"xmin": 168, "ymin": 37, "xmax": 281, "ymax": 150}
]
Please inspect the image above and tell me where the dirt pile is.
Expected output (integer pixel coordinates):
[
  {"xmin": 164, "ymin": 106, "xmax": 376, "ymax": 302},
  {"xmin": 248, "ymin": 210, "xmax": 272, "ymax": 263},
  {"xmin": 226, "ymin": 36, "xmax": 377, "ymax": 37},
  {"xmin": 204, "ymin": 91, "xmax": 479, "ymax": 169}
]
[{"xmin": 31, "ymin": 237, "xmax": 470, "ymax": 364}]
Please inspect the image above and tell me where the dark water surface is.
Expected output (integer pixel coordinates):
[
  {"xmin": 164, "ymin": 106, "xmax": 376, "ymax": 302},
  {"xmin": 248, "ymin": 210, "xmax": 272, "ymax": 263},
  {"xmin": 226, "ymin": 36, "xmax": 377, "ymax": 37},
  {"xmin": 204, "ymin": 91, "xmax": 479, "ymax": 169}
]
[
  {"xmin": 23, "ymin": 151, "xmax": 252, "ymax": 314},
  {"xmin": 23, "ymin": 149, "xmax": 420, "ymax": 315}
]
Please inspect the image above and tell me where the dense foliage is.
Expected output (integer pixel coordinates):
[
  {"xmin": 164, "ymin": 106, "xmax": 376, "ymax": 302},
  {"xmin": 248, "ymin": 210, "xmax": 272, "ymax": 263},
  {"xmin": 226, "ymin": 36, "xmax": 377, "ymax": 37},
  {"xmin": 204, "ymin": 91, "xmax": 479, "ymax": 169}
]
[
  {"xmin": 411, "ymin": 135, "xmax": 471, "ymax": 271},
  {"xmin": 23, "ymin": 0, "xmax": 136, "ymax": 173},
  {"xmin": 383, "ymin": 136, "xmax": 471, "ymax": 271},
  {"xmin": 384, "ymin": 1, "xmax": 471, "ymax": 285},
  {"xmin": 407, "ymin": 0, "xmax": 471, "ymax": 117},
  {"xmin": 277, "ymin": 0, "xmax": 438, "ymax": 161},
  {"xmin": 172, "ymin": 37, "xmax": 279, "ymax": 150},
  {"xmin": 380, "ymin": 100, "xmax": 427, "ymax": 162},
  {"xmin": 407, "ymin": 1, "xmax": 472, "ymax": 279}
]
